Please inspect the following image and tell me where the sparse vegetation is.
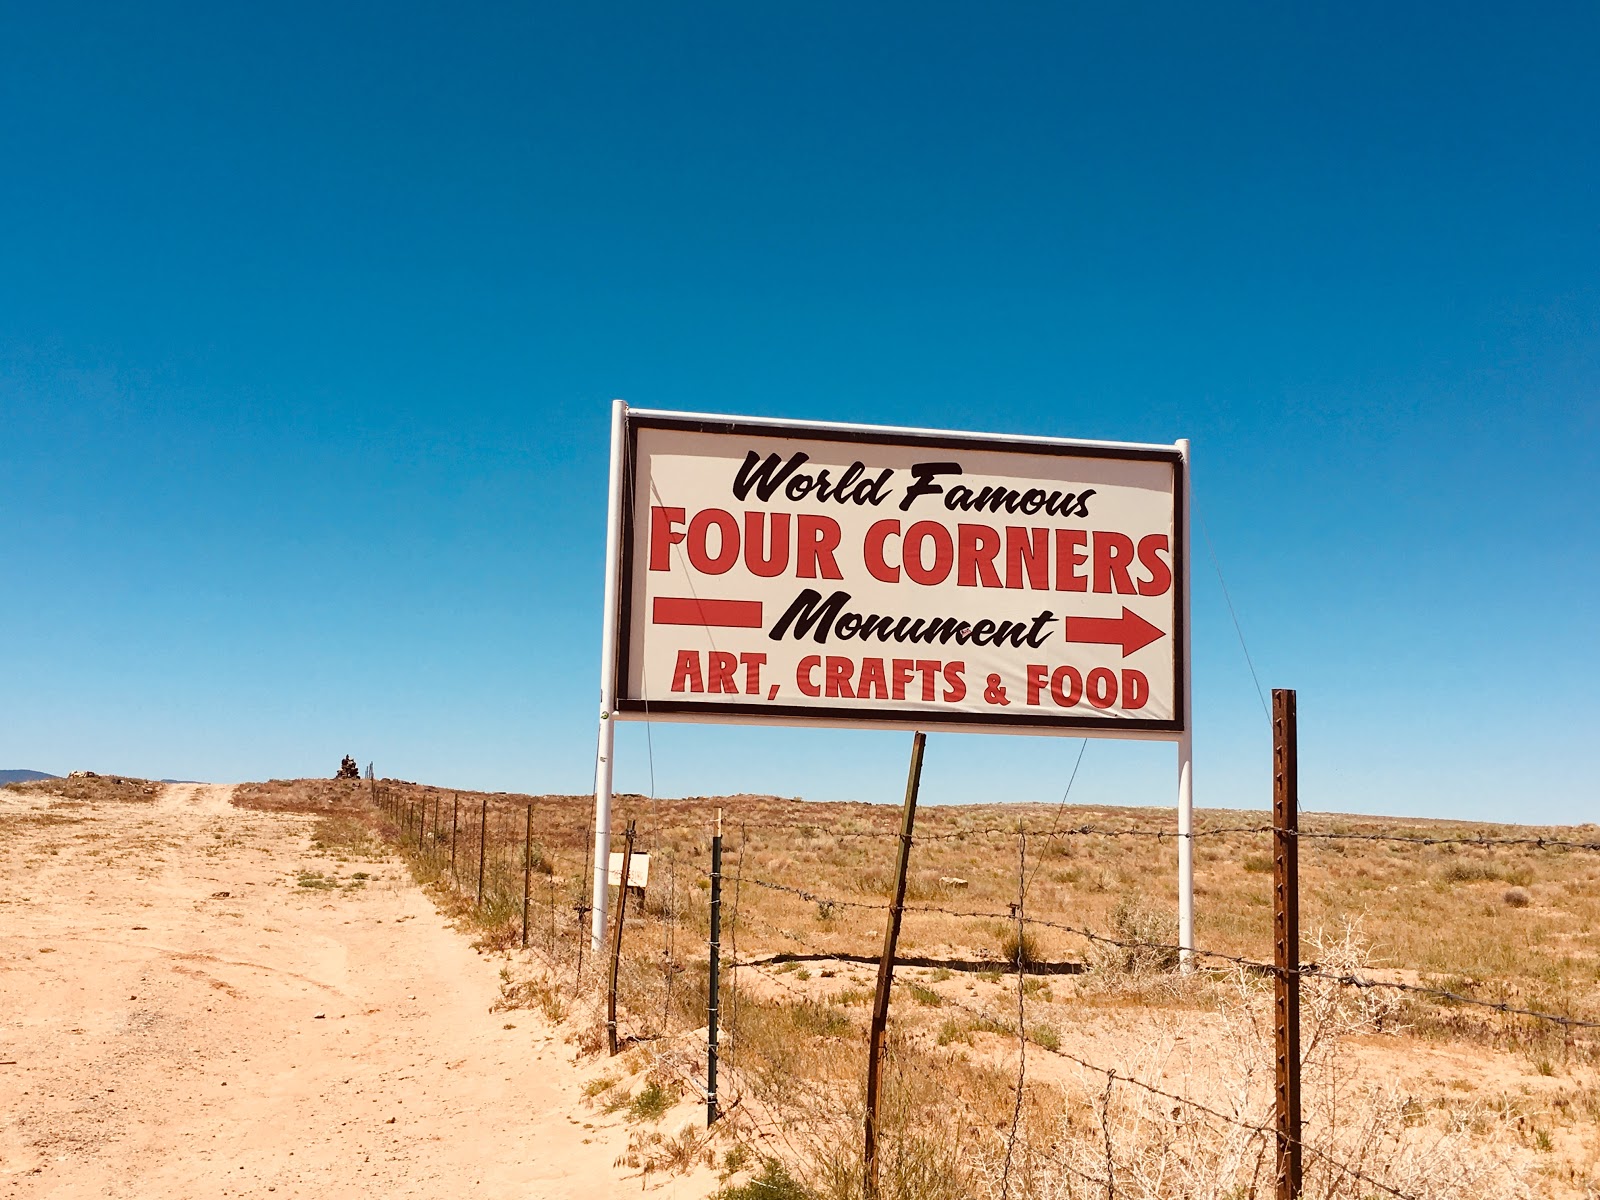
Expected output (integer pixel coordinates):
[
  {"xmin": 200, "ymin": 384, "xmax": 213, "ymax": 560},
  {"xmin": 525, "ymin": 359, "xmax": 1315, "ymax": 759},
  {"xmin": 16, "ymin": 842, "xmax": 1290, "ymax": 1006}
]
[
  {"xmin": 627, "ymin": 1079, "xmax": 676, "ymax": 1122},
  {"xmin": 332, "ymin": 778, "xmax": 1598, "ymax": 1198},
  {"xmin": 716, "ymin": 1157, "xmax": 814, "ymax": 1200},
  {"xmin": 999, "ymin": 926, "xmax": 1040, "ymax": 968}
]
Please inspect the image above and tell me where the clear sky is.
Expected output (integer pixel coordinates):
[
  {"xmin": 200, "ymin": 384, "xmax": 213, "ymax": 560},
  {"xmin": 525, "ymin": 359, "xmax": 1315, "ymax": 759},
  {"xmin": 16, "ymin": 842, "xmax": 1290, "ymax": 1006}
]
[{"xmin": 4, "ymin": 4, "xmax": 1596, "ymax": 824}]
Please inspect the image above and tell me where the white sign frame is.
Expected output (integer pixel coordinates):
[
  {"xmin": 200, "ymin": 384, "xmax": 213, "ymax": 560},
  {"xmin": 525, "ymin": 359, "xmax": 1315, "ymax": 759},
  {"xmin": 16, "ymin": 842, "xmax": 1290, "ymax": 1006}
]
[
  {"xmin": 587, "ymin": 401, "xmax": 1195, "ymax": 973},
  {"xmin": 614, "ymin": 411, "xmax": 1187, "ymax": 738}
]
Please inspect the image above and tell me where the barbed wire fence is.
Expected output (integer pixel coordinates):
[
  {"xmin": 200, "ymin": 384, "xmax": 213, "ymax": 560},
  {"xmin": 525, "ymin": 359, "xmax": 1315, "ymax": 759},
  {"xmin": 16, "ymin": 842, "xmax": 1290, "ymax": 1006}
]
[{"xmin": 357, "ymin": 772, "xmax": 1596, "ymax": 1199}]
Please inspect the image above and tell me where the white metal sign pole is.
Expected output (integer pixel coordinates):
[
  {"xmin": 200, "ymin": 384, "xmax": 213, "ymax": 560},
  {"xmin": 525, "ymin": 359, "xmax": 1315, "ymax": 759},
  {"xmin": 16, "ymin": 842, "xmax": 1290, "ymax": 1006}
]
[
  {"xmin": 590, "ymin": 398, "xmax": 628, "ymax": 953},
  {"xmin": 1176, "ymin": 438, "xmax": 1195, "ymax": 973}
]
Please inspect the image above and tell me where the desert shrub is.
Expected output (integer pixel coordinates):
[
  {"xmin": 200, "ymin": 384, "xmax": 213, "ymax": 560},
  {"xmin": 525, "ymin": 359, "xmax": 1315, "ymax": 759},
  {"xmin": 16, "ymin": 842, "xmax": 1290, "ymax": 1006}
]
[
  {"xmin": 1000, "ymin": 927, "xmax": 1041, "ymax": 968},
  {"xmin": 1503, "ymin": 887, "xmax": 1532, "ymax": 908},
  {"xmin": 1087, "ymin": 897, "xmax": 1180, "ymax": 976},
  {"xmin": 1441, "ymin": 860, "xmax": 1501, "ymax": 884},
  {"xmin": 628, "ymin": 1079, "xmax": 676, "ymax": 1122},
  {"xmin": 717, "ymin": 1158, "xmax": 814, "ymax": 1200}
]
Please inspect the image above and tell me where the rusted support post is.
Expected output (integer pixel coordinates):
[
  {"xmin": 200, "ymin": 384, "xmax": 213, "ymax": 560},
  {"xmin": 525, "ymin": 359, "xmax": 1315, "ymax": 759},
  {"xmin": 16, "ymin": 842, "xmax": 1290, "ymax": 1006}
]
[
  {"xmin": 450, "ymin": 795, "xmax": 459, "ymax": 882},
  {"xmin": 1273, "ymin": 688, "xmax": 1302, "ymax": 1200},
  {"xmin": 707, "ymin": 810, "xmax": 723, "ymax": 1125},
  {"xmin": 522, "ymin": 803, "xmax": 534, "ymax": 949},
  {"xmin": 477, "ymin": 798, "xmax": 488, "ymax": 907},
  {"xmin": 864, "ymin": 731, "xmax": 926, "ymax": 1200},
  {"xmin": 606, "ymin": 819, "xmax": 636, "ymax": 1055}
]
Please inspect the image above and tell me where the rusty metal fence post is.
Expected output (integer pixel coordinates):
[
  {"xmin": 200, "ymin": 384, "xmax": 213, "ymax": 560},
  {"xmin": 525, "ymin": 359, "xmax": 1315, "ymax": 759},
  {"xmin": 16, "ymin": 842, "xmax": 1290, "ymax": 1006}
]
[
  {"xmin": 522, "ymin": 803, "xmax": 533, "ymax": 948},
  {"xmin": 1273, "ymin": 688, "xmax": 1302, "ymax": 1200},
  {"xmin": 864, "ymin": 731, "xmax": 927, "ymax": 1200},
  {"xmin": 606, "ymin": 819, "xmax": 636, "ymax": 1055},
  {"xmin": 707, "ymin": 810, "xmax": 723, "ymax": 1125},
  {"xmin": 449, "ymin": 795, "xmax": 459, "ymax": 882},
  {"xmin": 477, "ymin": 798, "xmax": 488, "ymax": 907}
]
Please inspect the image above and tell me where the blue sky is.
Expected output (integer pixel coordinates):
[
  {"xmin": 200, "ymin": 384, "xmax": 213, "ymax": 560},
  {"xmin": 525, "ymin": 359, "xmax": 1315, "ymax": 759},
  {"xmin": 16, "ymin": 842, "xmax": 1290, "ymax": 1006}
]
[{"xmin": 3, "ymin": 4, "xmax": 1596, "ymax": 823}]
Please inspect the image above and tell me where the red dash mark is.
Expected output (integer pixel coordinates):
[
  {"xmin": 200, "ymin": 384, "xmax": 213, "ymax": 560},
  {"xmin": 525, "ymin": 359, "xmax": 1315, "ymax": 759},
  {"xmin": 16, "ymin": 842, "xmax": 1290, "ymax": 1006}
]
[{"xmin": 652, "ymin": 597, "xmax": 765, "ymax": 628}]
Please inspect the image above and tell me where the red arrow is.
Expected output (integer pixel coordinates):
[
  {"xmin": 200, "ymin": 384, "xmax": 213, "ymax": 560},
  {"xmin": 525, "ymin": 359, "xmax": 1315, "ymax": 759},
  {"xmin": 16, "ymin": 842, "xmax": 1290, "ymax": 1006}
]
[{"xmin": 1064, "ymin": 607, "xmax": 1166, "ymax": 656}]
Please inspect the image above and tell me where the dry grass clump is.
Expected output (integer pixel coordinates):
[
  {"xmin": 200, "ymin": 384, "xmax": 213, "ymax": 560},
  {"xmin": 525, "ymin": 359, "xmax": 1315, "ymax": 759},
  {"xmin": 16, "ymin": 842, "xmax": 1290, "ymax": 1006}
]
[{"xmin": 619, "ymin": 1123, "xmax": 711, "ymax": 1181}]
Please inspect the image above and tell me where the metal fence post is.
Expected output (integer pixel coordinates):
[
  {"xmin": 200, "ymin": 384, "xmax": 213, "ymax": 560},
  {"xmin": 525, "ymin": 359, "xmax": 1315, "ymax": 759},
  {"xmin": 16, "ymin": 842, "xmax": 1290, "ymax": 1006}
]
[
  {"xmin": 477, "ymin": 798, "xmax": 488, "ymax": 908},
  {"xmin": 1273, "ymin": 688, "xmax": 1302, "ymax": 1200},
  {"xmin": 864, "ymin": 731, "xmax": 927, "ymax": 1200},
  {"xmin": 707, "ymin": 810, "xmax": 723, "ymax": 1126},
  {"xmin": 522, "ymin": 803, "xmax": 534, "ymax": 949},
  {"xmin": 607, "ymin": 819, "xmax": 636, "ymax": 1056}
]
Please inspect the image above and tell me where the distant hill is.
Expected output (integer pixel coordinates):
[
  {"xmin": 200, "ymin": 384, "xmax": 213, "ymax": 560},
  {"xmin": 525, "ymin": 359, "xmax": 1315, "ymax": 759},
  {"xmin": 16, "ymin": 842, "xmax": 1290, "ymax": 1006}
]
[{"xmin": 0, "ymin": 769, "xmax": 60, "ymax": 784}]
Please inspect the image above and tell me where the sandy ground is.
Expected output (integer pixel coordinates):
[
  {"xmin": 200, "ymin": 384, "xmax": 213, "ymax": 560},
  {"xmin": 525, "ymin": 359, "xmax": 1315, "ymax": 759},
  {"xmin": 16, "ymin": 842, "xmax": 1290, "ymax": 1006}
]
[{"xmin": 0, "ymin": 784, "xmax": 719, "ymax": 1199}]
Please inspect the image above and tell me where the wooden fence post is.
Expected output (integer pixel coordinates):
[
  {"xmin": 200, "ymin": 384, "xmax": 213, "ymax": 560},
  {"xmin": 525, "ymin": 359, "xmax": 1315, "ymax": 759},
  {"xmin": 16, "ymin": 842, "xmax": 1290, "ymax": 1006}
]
[
  {"xmin": 864, "ymin": 731, "xmax": 927, "ymax": 1200},
  {"xmin": 606, "ymin": 819, "xmax": 636, "ymax": 1056},
  {"xmin": 1273, "ymin": 688, "xmax": 1303, "ymax": 1200},
  {"xmin": 450, "ymin": 795, "xmax": 459, "ymax": 882},
  {"xmin": 707, "ymin": 810, "xmax": 723, "ymax": 1125}
]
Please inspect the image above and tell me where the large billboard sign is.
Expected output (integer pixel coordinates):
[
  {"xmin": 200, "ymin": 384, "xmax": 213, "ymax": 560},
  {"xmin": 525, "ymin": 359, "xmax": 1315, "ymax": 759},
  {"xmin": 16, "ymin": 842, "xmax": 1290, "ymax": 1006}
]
[{"xmin": 611, "ymin": 411, "xmax": 1186, "ymax": 735}]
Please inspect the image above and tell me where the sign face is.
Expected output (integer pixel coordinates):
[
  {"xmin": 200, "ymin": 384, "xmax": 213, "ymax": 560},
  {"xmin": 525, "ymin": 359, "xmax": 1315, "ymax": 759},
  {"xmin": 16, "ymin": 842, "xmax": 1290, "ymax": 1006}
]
[
  {"xmin": 615, "ymin": 413, "xmax": 1185, "ymax": 735},
  {"xmin": 607, "ymin": 852, "xmax": 650, "ymax": 888}
]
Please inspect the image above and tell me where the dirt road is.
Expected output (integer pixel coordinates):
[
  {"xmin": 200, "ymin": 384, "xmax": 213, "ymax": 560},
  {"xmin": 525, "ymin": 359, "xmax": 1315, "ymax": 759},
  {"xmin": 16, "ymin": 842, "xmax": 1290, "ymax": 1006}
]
[{"xmin": 0, "ymin": 783, "xmax": 716, "ymax": 1199}]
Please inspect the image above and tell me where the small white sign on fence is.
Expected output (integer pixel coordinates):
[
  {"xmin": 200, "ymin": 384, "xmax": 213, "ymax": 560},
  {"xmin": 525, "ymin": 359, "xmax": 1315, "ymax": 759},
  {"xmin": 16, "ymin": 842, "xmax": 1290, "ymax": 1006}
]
[{"xmin": 607, "ymin": 852, "xmax": 650, "ymax": 888}]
